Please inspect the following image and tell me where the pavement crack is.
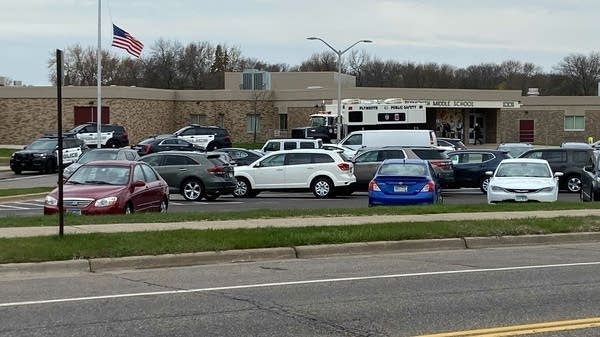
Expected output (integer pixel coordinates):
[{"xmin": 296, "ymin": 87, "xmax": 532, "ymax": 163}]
[
  {"xmin": 213, "ymin": 291, "xmax": 386, "ymax": 337},
  {"xmin": 110, "ymin": 274, "xmax": 188, "ymax": 291}
]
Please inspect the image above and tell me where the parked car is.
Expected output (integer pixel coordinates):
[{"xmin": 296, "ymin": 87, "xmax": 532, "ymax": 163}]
[
  {"xmin": 339, "ymin": 129, "xmax": 437, "ymax": 151},
  {"xmin": 321, "ymin": 143, "xmax": 358, "ymax": 159},
  {"xmin": 351, "ymin": 147, "xmax": 419, "ymax": 190},
  {"xmin": 447, "ymin": 149, "xmax": 511, "ymax": 192},
  {"xmin": 580, "ymin": 150, "xmax": 600, "ymax": 201},
  {"xmin": 403, "ymin": 146, "xmax": 455, "ymax": 188},
  {"xmin": 368, "ymin": 159, "xmax": 442, "ymax": 206},
  {"xmin": 486, "ymin": 158, "xmax": 562, "ymax": 204},
  {"xmin": 63, "ymin": 148, "xmax": 140, "ymax": 178},
  {"xmin": 173, "ymin": 124, "xmax": 232, "ymax": 150},
  {"xmin": 214, "ymin": 148, "xmax": 264, "ymax": 166},
  {"xmin": 259, "ymin": 138, "xmax": 323, "ymax": 154},
  {"xmin": 233, "ymin": 149, "xmax": 356, "ymax": 198},
  {"xmin": 43, "ymin": 160, "xmax": 169, "ymax": 215},
  {"xmin": 518, "ymin": 147, "xmax": 593, "ymax": 192},
  {"xmin": 10, "ymin": 135, "xmax": 85, "ymax": 174},
  {"xmin": 68, "ymin": 123, "xmax": 129, "ymax": 148},
  {"xmin": 496, "ymin": 143, "xmax": 533, "ymax": 158},
  {"xmin": 133, "ymin": 134, "xmax": 199, "ymax": 156},
  {"xmin": 139, "ymin": 151, "xmax": 236, "ymax": 201},
  {"xmin": 438, "ymin": 137, "xmax": 468, "ymax": 151},
  {"xmin": 561, "ymin": 142, "xmax": 592, "ymax": 149}
]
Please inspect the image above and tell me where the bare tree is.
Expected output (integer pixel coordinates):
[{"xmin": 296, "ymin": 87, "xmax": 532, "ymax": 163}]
[
  {"xmin": 248, "ymin": 90, "xmax": 273, "ymax": 143},
  {"xmin": 298, "ymin": 52, "xmax": 338, "ymax": 71},
  {"xmin": 556, "ymin": 52, "xmax": 600, "ymax": 95}
]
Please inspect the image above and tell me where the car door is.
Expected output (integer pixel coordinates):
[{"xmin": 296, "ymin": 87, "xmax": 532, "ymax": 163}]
[
  {"xmin": 62, "ymin": 139, "xmax": 82, "ymax": 164},
  {"xmin": 140, "ymin": 163, "xmax": 165, "ymax": 210},
  {"xmin": 284, "ymin": 152, "xmax": 314, "ymax": 187},
  {"xmin": 154, "ymin": 154, "xmax": 199, "ymax": 190},
  {"xmin": 352, "ymin": 150, "xmax": 383, "ymax": 187},
  {"xmin": 450, "ymin": 152, "xmax": 488, "ymax": 187},
  {"xmin": 251, "ymin": 153, "xmax": 286, "ymax": 188},
  {"xmin": 129, "ymin": 163, "xmax": 154, "ymax": 211}
]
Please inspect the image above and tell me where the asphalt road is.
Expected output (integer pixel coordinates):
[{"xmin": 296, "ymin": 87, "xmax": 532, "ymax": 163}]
[
  {"xmin": 0, "ymin": 170, "xmax": 582, "ymax": 217},
  {"xmin": 1, "ymin": 243, "xmax": 600, "ymax": 336}
]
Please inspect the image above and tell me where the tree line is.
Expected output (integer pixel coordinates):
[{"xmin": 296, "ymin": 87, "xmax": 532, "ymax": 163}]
[{"xmin": 48, "ymin": 39, "xmax": 600, "ymax": 96}]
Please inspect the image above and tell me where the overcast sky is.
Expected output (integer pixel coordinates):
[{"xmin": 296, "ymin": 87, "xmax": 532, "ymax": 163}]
[{"xmin": 1, "ymin": 0, "xmax": 599, "ymax": 86}]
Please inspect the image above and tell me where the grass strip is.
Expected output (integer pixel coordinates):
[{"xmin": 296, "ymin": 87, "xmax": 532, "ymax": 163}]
[
  {"xmin": 0, "ymin": 187, "xmax": 53, "ymax": 197},
  {"xmin": 1, "ymin": 216, "xmax": 599, "ymax": 264},
  {"xmin": 1, "ymin": 201, "xmax": 599, "ymax": 228},
  {"xmin": 0, "ymin": 149, "xmax": 16, "ymax": 157}
]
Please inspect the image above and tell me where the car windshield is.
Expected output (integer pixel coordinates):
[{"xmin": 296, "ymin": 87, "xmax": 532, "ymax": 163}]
[
  {"xmin": 495, "ymin": 162, "xmax": 551, "ymax": 178},
  {"xmin": 27, "ymin": 139, "xmax": 57, "ymax": 151},
  {"xmin": 310, "ymin": 116, "xmax": 327, "ymax": 127},
  {"xmin": 78, "ymin": 151, "xmax": 118, "ymax": 164},
  {"xmin": 68, "ymin": 166, "xmax": 130, "ymax": 185},
  {"xmin": 378, "ymin": 163, "xmax": 427, "ymax": 176}
]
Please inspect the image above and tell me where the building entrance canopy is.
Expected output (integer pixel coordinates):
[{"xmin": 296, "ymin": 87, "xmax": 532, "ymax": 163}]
[{"xmin": 405, "ymin": 99, "xmax": 520, "ymax": 109}]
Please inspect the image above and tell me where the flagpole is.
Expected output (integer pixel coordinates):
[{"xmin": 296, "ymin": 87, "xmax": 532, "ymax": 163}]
[{"xmin": 96, "ymin": 0, "xmax": 102, "ymax": 148}]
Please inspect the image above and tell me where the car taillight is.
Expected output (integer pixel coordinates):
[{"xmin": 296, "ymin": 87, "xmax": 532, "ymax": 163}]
[
  {"xmin": 337, "ymin": 162, "xmax": 351, "ymax": 171},
  {"xmin": 421, "ymin": 181, "xmax": 435, "ymax": 192},
  {"xmin": 123, "ymin": 131, "xmax": 129, "ymax": 139},
  {"xmin": 224, "ymin": 135, "xmax": 231, "ymax": 142},
  {"xmin": 368, "ymin": 180, "xmax": 380, "ymax": 191},
  {"xmin": 430, "ymin": 160, "xmax": 451, "ymax": 168},
  {"xmin": 143, "ymin": 144, "xmax": 152, "ymax": 154},
  {"xmin": 207, "ymin": 166, "xmax": 225, "ymax": 175}
]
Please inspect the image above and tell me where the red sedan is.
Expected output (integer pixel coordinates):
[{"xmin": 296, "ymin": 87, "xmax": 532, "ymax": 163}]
[{"xmin": 44, "ymin": 160, "xmax": 169, "ymax": 215}]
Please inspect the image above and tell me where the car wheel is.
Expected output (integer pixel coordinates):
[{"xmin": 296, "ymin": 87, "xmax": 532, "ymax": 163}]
[
  {"xmin": 182, "ymin": 178, "xmax": 203, "ymax": 201},
  {"xmin": 311, "ymin": 177, "xmax": 335, "ymax": 198},
  {"xmin": 436, "ymin": 192, "xmax": 444, "ymax": 204},
  {"xmin": 159, "ymin": 198, "xmax": 168, "ymax": 213},
  {"xmin": 13, "ymin": 170, "xmax": 21, "ymax": 175},
  {"xmin": 204, "ymin": 193, "xmax": 220, "ymax": 201},
  {"xmin": 124, "ymin": 202, "xmax": 134, "ymax": 214},
  {"xmin": 566, "ymin": 175, "xmax": 582, "ymax": 193},
  {"xmin": 479, "ymin": 177, "xmax": 490, "ymax": 193},
  {"xmin": 106, "ymin": 139, "xmax": 121, "ymax": 148},
  {"xmin": 207, "ymin": 142, "xmax": 219, "ymax": 151},
  {"xmin": 233, "ymin": 177, "xmax": 253, "ymax": 198}
]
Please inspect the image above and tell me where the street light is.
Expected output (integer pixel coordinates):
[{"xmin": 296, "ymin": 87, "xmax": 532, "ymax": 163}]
[{"xmin": 306, "ymin": 37, "xmax": 372, "ymax": 142}]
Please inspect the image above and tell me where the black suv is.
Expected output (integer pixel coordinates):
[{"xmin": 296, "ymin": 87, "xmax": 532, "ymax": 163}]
[
  {"xmin": 10, "ymin": 135, "xmax": 86, "ymax": 174},
  {"xmin": 447, "ymin": 149, "xmax": 511, "ymax": 192},
  {"xmin": 69, "ymin": 123, "xmax": 129, "ymax": 148},
  {"xmin": 173, "ymin": 125, "xmax": 232, "ymax": 151},
  {"xmin": 519, "ymin": 147, "xmax": 594, "ymax": 192},
  {"xmin": 581, "ymin": 151, "xmax": 600, "ymax": 201}
]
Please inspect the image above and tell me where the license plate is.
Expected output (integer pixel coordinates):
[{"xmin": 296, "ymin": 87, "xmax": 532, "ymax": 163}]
[
  {"xmin": 394, "ymin": 185, "xmax": 407, "ymax": 192},
  {"xmin": 515, "ymin": 195, "xmax": 528, "ymax": 202},
  {"xmin": 67, "ymin": 209, "xmax": 81, "ymax": 215}
]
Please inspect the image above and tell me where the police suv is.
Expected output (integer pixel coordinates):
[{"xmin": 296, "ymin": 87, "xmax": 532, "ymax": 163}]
[
  {"xmin": 68, "ymin": 123, "xmax": 129, "ymax": 148},
  {"xmin": 173, "ymin": 125, "xmax": 232, "ymax": 151},
  {"xmin": 9, "ymin": 135, "xmax": 85, "ymax": 174}
]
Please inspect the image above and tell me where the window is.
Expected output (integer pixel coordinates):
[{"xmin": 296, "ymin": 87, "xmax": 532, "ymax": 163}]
[
  {"xmin": 140, "ymin": 164, "xmax": 159, "ymax": 182},
  {"xmin": 190, "ymin": 113, "xmax": 207, "ymax": 125},
  {"xmin": 261, "ymin": 154, "xmax": 285, "ymax": 167},
  {"xmin": 286, "ymin": 153, "xmax": 312, "ymax": 165},
  {"xmin": 263, "ymin": 141, "xmax": 280, "ymax": 151},
  {"xmin": 164, "ymin": 155, "xmax": 197, "ymax": 166},
  {"xmin": 542, "ymin": 151, "xmax": 566, "ymax": 163},
  {"xmin": 565, "ymin": 116, "xmax": 584, "ymax": 131},
  {"xmin": 355, "ymin": 150, "xmax": 379, "ymax": 163},
  {"xmin": 343, "ymin": 134, "xmax": 362, "ymax": 146},
  {"xmin": 246, "ymin": 113, "xmax": 261, "ymax": 133},
  {"xmin": 299, "ymin": 142, "xmax": 316, "ymax": 149},
  {"xmin": 349, "ymin": 111, "xmax": 363, "ymax": 122},
  {"xmin": 312, "ymin": 153, "xmax": 334, "ymax": 163},
  {"xmin": 279, "ymin": 114, "xmax": 288, "ymax": 130},
  {"xmin": 133, "ymin": 165, "xmax": 145, "ymax": 182},
  {"xmin": 218, "ymin": 114, "xmax": 225, "ymax": 128},
  {"xmin": 283, "ymin": 142, "xmax": 297, "ymax": 150}
]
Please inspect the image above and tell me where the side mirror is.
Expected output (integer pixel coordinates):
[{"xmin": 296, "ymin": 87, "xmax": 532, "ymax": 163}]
[
  {"xmin": 584, "ymin": 165, "xmax": 594, "ymax": 172},
  {"xmin": 554, "ymin": 172, "xmax": 564, "ymax": 177},
  {"xmin": 485, "ymin": 171, "xmax": 493, "ymax": 176},
  {"xmin": 132, "ymin": 180, "xmax": 146, "ymax": 187}
]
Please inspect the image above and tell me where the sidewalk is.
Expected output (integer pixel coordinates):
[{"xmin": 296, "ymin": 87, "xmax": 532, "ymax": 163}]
[{"xmin": 4, "ymin": 209, "xmax": 600, "ymax": 239}]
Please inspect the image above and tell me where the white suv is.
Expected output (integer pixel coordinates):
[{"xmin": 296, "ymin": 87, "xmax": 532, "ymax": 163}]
[{"xmin": 233, "ymin": 149, "xmax": 356, "ymax": 198}]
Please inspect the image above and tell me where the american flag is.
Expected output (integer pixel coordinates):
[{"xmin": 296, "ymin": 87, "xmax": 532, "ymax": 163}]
[{"xmin": 112, "ymin": 24, "xmax": 144, "ymax": 58}]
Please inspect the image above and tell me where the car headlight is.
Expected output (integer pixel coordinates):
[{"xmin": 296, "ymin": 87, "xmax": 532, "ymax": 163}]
[
  {"xmin": 94, "ymin": 196, "xmax": 118, "ymax": 207},
  {"xmin": 491, "ymin": 186, "xmax": 506, "ymax": 192},
  {"xmin": 539, "ymin": 187, "xmax": 554, "ymax": 192},
  {"xmin": 33, "ymin": 153, "xmax": 47, "ymax": 158},
  {"xmin": 45, "ymin": 195, "xmax": 58, "ymax": 206},
  {"xmin": 10, "ymin": 153, "xmax": 15, "ymax": 159}
]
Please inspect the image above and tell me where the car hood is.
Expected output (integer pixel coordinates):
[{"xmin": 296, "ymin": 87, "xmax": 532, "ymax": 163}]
[
  {"xmin": 491, "ymin": 177, "xmax": 556, "ymax": 188},
  {"xmin": 49, "ymin": 184, "xmax": 128, "ymax": 199},
  {"xmin": 15, "ymin": 149, "xmax": 53, "ymax": 155}
]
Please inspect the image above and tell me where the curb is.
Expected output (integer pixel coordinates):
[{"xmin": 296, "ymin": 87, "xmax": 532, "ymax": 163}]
[{"xmin": 2, "ymin": 232, "xmax": 599, "ymax": 274}]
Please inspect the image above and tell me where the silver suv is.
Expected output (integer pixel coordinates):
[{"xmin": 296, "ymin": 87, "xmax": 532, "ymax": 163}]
[{"xmin": 233, "ymin": 149, "xmax": 355, "ymax": 198}]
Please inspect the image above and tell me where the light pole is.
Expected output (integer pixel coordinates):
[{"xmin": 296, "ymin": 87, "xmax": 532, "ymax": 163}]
[{"xmin": 306, "ymin": 37, "xmax": 372, "ymax": 142}]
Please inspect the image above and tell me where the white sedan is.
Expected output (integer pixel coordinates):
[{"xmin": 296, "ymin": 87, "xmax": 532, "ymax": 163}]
[{"xmin": 486, "ymin": 158, "xmax": 563, "ymax": 204}]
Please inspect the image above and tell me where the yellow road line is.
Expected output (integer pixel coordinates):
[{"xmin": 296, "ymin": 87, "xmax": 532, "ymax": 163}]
[{"xmin": 414, "ymin": 317, "xmax": 600, "ymax": 337}]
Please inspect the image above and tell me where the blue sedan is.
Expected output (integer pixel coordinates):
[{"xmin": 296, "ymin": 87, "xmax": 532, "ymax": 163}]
[{"xmin": 368, "ymin": 159, "xmax": 442, "ymax": 206}]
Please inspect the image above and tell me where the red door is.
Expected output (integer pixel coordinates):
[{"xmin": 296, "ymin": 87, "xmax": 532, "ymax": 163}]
[
  {"xmin": 73, "ymin": 106, "xmax": 110, "ymax": 125},
  {"xmin": 519, "ymin": 120, "xmax": 534, "ymax": 143}
]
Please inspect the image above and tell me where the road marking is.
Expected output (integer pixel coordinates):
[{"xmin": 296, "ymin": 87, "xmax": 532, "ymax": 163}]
[
  {"xmin": 1, "ymin": 261, "xmax": 600, "ymax": 308},
  {"xmin": 0, "ymin": 204, "xmax": 29, "ymax": 210},
  {"xmin": 12, "ymin": 202, "xmax": 44, "ymax": 207},
  {"xmin": 415, "ymin": 317, "xmax": 600, "ymax": 336}
]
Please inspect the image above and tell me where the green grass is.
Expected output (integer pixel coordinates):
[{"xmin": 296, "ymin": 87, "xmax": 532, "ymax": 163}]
[
  {"xmin": 1, "ymin": 201, "xmax": 599, "ymax": 228},
  {"xmin": 0, "ymin": 187, "xmax": 53, "ymax": 197},
  {"xmin": 0, "ymin": 148, "xmax": 16, "ymax": 158},
  {"xmin": 1, "ymin": 216, "xmax": 598, "ymax": 264}
]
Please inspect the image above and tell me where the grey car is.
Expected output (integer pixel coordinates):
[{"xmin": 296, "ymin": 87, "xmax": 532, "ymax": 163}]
[
  {"xmin": 351, "ymin": 147, "xmax": 419, "ymax": 190},
  {"xmin": 140, "ymin": 151, "xmax": 237, "ymax": 201},
  {"xmin": 63, "ymin": 148, "xmax": 140, "ymax": 178}
]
